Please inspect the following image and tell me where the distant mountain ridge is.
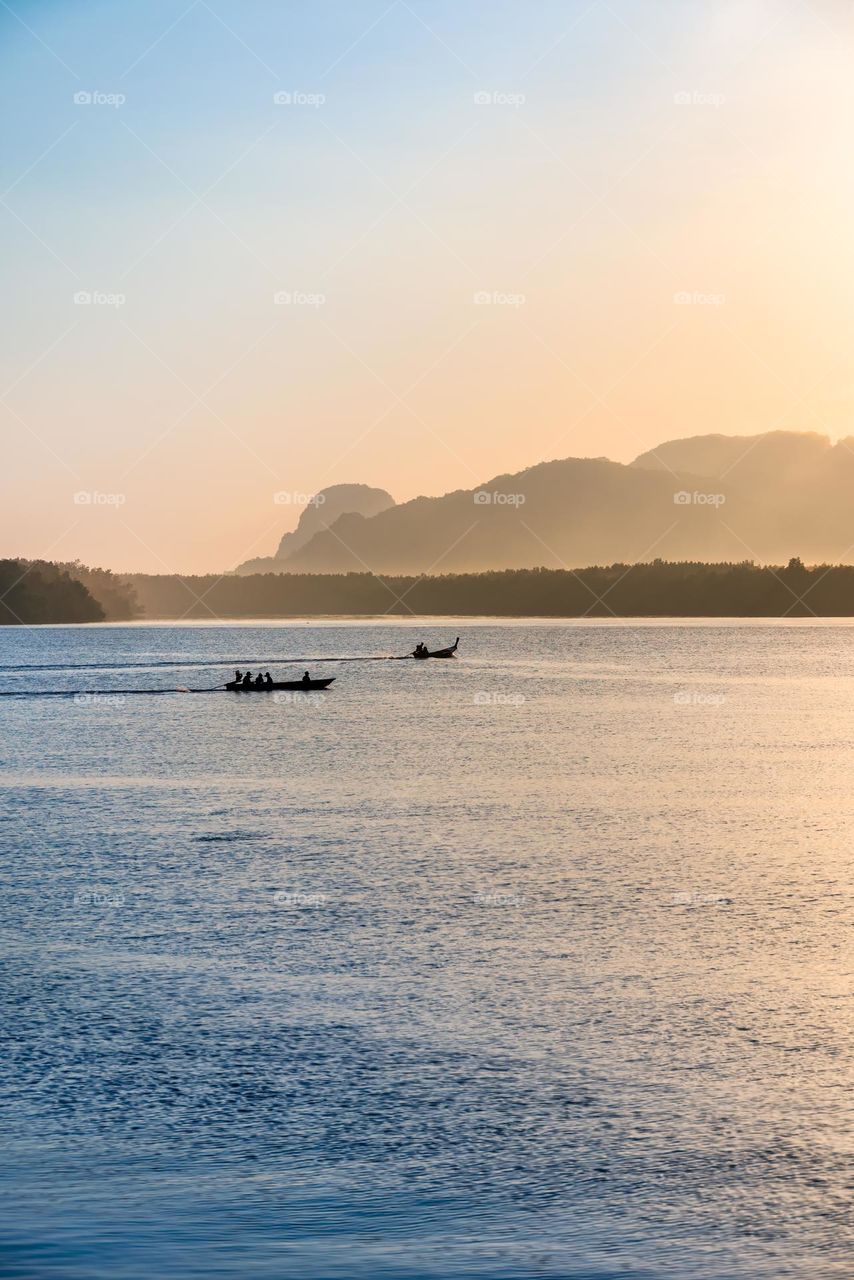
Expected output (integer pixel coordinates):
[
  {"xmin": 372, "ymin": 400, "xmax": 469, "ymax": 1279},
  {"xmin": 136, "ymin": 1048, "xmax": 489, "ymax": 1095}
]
[
  {"xmin": 237, "ymin": 483, "xmax": 394, "ymax": 575},
  {"xmin": 630, "ymin": 430, "xmax": 846, "ymax": 482},
  {"xmin": 238, "ymin": 432, "xmax": 854, "ymax": 574}
]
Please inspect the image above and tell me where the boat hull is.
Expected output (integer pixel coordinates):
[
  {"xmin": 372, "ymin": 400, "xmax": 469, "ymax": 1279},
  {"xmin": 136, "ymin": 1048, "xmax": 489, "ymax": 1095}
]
[
  {"xmin": 226, "ymin": 678, "xmax": 335, "ymax": 691},
  {"xmin": 412, "ymin": 638, "xmax": 459, "ymax": 660}
]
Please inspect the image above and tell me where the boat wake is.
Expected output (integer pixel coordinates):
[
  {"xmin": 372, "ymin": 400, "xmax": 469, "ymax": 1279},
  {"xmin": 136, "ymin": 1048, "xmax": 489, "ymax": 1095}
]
[{"xmin": 0, "ymin": 686, "xmax": 226, "ymax": 698}]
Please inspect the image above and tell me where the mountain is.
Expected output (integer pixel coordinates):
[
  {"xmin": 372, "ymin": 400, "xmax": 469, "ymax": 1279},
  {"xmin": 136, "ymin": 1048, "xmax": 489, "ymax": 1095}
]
[
  {"xmin": 236, "ymin": 483, "xmax": 395, "ymax": 574},
  {"xmin": 631, "ymin": 430, "xmax": 833, "ymax": 483},
  {"xmin": 633, "ymin": 430, "xmax": 854, "ymax": 561},
  {"xmin": 268, "ymin": 431, "xmax": 854, "ymax": 574}
]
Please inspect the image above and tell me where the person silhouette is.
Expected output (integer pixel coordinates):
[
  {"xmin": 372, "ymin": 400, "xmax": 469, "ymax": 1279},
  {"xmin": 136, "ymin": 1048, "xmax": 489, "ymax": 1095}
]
[
  {"xmin": 264, "ymin": 672, "xmax": 273, "ymax": 687},
  {"xmin": 254, "ymin": 672, "xmax": 265, "ymax": 688},
  {"xmin": 234, "ymin": 670, "xmax": 242, "ymax": 684},
  {"xmin": 241, "ymin": 671, "xmax": 253, "ymax": 687},
  {"xmin": 301, "ymin": 670, "xmax": 311, "ymax": 686}
]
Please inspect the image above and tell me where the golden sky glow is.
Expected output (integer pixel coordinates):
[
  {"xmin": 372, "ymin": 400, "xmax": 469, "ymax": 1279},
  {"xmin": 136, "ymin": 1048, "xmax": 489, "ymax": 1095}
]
[{"xmin": 2, "ymin": 0, "xmax": 854, "ymax": 572}]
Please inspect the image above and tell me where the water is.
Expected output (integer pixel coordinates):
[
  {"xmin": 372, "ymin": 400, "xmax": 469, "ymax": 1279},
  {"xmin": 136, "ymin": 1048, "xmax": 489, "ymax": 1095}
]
[{"xmin": 1, "ymin": 620, "xmax": 852, "ymax": 1279}]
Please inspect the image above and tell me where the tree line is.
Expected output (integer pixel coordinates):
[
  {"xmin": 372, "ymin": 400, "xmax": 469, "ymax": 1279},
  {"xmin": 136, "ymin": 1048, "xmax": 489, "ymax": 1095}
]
[
  {"xmin": 0, "ymin": 560, "xmax": 140, "ymax": 624},
  {"xmin": 124, "ymin": 559, "xmax": 851, "ymax": 619},
  {"xmin": 0, "ymin": 560, "xmax": 103, "ymax": 623},
  {"xmin": 6, "ymin": 558, "xmax": 850, "ymax": 624}
]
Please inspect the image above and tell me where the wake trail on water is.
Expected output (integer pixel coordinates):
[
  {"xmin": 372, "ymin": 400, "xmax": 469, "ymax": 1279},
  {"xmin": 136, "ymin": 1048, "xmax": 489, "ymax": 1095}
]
[
  {"xmin": 0, "ymin": 655, "xmax": 405, "ymax": 673},
  {"xmin": 0, "ymin": 651, "xmax": 425, "ymax": 696},
  {"xmin": 0, "ymin": 686, "xmax": 228, "ymax": 698}
]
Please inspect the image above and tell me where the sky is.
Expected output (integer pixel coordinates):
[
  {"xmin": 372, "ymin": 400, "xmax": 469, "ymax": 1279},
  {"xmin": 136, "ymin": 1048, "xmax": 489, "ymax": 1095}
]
[{"xmin": 2, "ymin": 0, "xmax": 854, "ymax": 573}]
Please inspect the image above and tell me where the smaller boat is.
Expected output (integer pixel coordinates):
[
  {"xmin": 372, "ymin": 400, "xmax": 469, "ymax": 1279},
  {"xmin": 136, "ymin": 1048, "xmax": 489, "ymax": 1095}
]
[
  {"xmin": 412, "ymin": 637, "xmax": 459, "ymax": 660},
  {"xmin": 225, "ymin": 678, "xmax": 335, "ymax": 692}
]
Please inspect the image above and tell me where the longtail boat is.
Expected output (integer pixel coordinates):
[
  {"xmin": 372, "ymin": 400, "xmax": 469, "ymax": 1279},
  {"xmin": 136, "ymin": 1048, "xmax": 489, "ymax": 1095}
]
[
  {"xmin": 412, "ymin": 637, "xmax": 459, "ymax": 660},
  {"xmin": 225, "ymin": 678, "xmax": 335, "ymax": 692}
]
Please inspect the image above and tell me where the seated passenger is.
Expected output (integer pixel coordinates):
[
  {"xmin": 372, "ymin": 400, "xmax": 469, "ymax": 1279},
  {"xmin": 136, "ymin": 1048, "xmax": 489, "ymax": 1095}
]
[
  {"xmin": 254, "ymin": 672, "xmax": 265, "ymax": 687},
  {"xmin": 264, "ymin": 672, "xmax": 273, "ymax": 687},
  {"xmin": 241, "ymin": 671, "xmax": 253, "ymax": 687},
  {"xmin": 301, "ymin": 670, "xmax": 311, "ymax": 686},
  {"xmin": 234, "ymin": 670, "xmax": 242, "ymax": 684}
]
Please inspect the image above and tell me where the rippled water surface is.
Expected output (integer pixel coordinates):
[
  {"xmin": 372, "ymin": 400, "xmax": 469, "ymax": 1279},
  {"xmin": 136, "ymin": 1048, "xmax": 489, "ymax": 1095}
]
[{"xmin": 1, "ymin": 620, "xmax": 852, "ymax": 1278}]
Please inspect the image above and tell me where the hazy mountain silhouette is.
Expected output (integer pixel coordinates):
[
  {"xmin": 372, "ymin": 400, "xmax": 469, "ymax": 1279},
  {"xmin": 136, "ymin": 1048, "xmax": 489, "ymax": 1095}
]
[
  {"xmin": 631, "ymin": 430, "xmax": 834, "ymax": 483},
  {"xmin": 632, "ymin": 430, "xmax": 854, "ymax": 562},
  {"xmin": 267, "ymin": 432, "xmax": 854, "ymax": 573},
  {"xmin": 237, "ymin": 483, "xmax": 395, "ymax": 574}
]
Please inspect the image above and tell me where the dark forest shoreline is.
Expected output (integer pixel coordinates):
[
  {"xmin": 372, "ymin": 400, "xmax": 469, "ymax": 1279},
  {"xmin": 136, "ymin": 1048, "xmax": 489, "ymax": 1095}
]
[
  {"xmin": 6, "ymin": 558, "xmax": 854, "ymax": 623},
  {"xmin": 124, "ymin": 560, "xmax": 852, "ymax": 620}
]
